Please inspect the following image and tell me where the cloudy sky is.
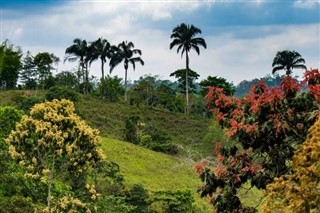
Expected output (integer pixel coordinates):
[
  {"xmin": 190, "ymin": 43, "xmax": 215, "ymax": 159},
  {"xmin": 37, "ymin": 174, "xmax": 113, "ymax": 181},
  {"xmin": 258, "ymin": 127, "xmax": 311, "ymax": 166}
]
[{"xmin": 1, "ymin": 0, "xmax": 319, "ymax": 85}]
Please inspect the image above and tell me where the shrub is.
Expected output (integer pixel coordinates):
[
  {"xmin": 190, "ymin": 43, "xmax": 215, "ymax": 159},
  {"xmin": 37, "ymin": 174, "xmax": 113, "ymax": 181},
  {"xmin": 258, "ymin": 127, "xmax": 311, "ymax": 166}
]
[
  {"xmin": 45, "ymin": 86, "xmax": 79, "ymax": 102},
  {"xmin": 5, "ymin": 99, "xmax": 105, "ymax": 211}
]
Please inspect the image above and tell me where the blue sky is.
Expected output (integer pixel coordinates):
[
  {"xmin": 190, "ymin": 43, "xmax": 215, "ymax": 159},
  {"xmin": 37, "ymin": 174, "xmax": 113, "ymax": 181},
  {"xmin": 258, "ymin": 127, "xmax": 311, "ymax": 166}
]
[{"xmin": 1, "ymin": 0, "xmax": 319, "ymax": 84}]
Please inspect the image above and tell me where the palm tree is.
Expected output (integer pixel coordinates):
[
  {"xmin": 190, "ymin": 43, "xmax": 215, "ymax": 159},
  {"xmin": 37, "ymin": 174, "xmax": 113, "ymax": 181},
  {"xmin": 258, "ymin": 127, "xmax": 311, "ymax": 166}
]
[
  {"xmin": 272, "ymin": 50, "xmax": 307, "ymax": 76},
  {"xmin": 170, "ymin": 23, "xmax": 207, "ymax": 114},
  {"xmin": 89, "ymin": 38, "xmax": 111, "ymax": 98},
  {"xmin": 65, "ymin": 38, "xmax": 90, "ymax": 94},
  {"xmin": 109, "ymin": 41, "xmax": 144, "ymax": 102}
]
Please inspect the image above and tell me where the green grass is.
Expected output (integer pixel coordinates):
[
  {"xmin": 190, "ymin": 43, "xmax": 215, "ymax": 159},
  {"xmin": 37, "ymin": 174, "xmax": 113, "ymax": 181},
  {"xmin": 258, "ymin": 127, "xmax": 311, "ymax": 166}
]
[{"xmin": 100, "ymin": 137, "xmax": 212, "ymax": 212}]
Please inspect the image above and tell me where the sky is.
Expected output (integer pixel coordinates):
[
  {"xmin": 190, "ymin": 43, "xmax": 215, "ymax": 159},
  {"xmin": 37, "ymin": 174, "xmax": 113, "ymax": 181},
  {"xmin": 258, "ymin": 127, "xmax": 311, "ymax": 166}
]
[{"xmin": 1, "ymin": 0, "xmax": 319, "ymax": 85}]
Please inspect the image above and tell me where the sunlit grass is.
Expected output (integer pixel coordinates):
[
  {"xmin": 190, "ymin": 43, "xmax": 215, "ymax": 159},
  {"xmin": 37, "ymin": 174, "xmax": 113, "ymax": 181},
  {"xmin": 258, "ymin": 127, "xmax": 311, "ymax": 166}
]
[{"xmin": 100, "ymin": 137, "xmax": 213, "ymax": 212}]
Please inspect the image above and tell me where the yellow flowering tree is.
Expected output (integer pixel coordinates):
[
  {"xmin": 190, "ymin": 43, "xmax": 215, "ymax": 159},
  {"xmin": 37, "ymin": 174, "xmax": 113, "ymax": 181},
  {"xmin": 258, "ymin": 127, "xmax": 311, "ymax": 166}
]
[
  {"xmin": 261, "ymin": 117, "xmax": 320, "ymax": 212},
  {"xmin": 6, "ymin": 99, "xmax": 105, "ymax": 212}
]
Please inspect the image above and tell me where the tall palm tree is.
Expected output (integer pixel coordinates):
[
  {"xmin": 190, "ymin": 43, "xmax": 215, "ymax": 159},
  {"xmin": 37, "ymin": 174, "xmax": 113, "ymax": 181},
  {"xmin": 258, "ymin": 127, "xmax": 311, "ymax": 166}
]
[
  {"xmin": 64, "ymin": 38, "xmax": 90, "ymax": 94},
  {"xmin": 89, "ymin": 38, "xmax": 111, "ymax": 98},
  {"xmin": 109, "ymin": 41, "xmax": 144, "ymax": 102},
  {"xmin": 272, "ymin": 50, "xmax": 307, "ymax": 76},
  {"xmin": 170, "ymin": 23, "xmax": 207, "ymax": 114}
]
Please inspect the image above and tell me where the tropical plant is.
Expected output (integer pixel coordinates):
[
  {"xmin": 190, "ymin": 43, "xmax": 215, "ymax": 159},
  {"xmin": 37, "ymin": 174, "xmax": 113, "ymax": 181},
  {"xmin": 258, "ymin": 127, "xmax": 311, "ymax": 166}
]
[
  {"xmin": 170, "ymin": 68, "xmax": 200, "ymax": 95},
  {"xmin": 6, "ymin": 99, "xmax": 105, "ymax": 211},
  {"xmin": 0, "ymin": 40, "xmax": 22, "ymax": 89},
  {"xmin": 20, "ymin": 51, "xmax": 37, "ymax": 89},
  {"xmin": 170, "ymin": 23, "xmax": 206, "ymax": 113},
  {"xmin": 272, "ymin": 50, "xmax": 307, "ymax": 76},
  {"xmin": 89, "ymin": 38, "xmax": 111, "ymax": 99},
  {"xmin": 109, "ymin": 41, "xmax": 144, "ymax": 102},
  {"xmin": 55, "ymin": 70, "xmax": 78, "ymax": 89},
  {"xmin": 33, "ymin": 52, "xmax": 59, "ymax": 89},
  {"xmin": 200, "ymin": 76, "xmax": 235, "ymax": 96},
  {"xmin": 195, "ymin": 69, "xmax": 320, "ymax": 212},
  {"xmin": 65, "ymin": 38, "xmax": 90, "ymax": 94}
]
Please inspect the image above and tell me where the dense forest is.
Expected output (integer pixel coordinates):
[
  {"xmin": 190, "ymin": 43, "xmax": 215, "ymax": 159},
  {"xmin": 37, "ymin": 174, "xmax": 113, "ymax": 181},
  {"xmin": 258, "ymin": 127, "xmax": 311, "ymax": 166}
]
[{"xmin": 0, "ymin": 22, "xmax": 319, "ymax": 213}]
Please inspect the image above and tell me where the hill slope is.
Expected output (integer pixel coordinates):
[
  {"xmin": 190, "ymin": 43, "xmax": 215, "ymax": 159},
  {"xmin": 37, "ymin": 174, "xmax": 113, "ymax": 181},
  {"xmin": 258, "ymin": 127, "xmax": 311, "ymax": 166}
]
[{"xmin": 101, "ymin": 137, "xmax": 212, "ymax": 212}]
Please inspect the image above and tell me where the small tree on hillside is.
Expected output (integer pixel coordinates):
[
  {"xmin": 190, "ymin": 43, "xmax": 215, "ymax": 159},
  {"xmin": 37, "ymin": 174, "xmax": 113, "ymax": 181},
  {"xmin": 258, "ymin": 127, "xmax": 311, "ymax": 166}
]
[
  {"xmin": 195, "ymin": 69, "xmax": 320, "ymax": 212},
  {"xmin": 6, "ymin": 99, "xmax": 105, "ymax": 212}
]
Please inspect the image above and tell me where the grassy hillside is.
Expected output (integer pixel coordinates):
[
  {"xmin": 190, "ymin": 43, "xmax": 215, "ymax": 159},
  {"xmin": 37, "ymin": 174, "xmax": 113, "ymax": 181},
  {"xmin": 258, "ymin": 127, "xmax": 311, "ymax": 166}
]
[
  {"xmin": 101, "ymin": 137, "xmax": 212, "ymax": 212},
  {"xmin": 0, "ymin": 90, "xmax": 218, "ymax": 158}
]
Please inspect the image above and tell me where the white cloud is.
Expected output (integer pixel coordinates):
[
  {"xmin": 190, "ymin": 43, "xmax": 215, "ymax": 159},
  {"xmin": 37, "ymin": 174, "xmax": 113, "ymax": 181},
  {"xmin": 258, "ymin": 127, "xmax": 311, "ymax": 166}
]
[{"xmin": 293, "ymin": 0, "xmax": 319, "ymax": 9}]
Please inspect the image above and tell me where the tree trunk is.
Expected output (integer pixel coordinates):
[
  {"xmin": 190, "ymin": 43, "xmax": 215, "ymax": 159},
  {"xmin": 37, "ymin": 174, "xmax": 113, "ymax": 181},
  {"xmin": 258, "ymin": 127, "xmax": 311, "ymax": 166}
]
[
  {"xmin": 124, "ymin": 68, "xmax": 128, "ymax": 102},
  {"xmin": 101, "ymin": 60, "xmax": 105, "ymax": 99},
  {"xmin": 85, "ymin": 63, "xmax": 89, "ymax": 95},
  {"xmin": 185, "ymin": 52, "xmax": 189, "ymax": 114}
]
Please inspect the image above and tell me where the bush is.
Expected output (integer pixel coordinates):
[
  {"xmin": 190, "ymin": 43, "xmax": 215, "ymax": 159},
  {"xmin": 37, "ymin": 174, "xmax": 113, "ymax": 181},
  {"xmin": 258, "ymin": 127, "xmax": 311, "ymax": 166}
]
[
  {"xmin": 45, "ymin": 86, "xmax": 79, "ymax": 102},
  {"xmin": 0, "ymin": 196, "xmax": 35, "ymax": 213},
  {"xmin": 151, "ymin": 189, "xmax": 195, "ymax": 213},
  {"xmin": 19, "ymin": 96, "xmax": 43, "ymax": 112},
  {"xmin": 0, "ymin": 106, "xmax": 23, "ymax": 139}
]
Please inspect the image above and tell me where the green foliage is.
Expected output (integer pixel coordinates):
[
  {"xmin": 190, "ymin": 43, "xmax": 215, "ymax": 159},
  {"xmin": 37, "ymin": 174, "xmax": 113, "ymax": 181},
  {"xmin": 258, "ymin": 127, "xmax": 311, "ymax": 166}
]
[
  {"xmin": 33, "ymin": 52, "xmax": 59, "ymax": 89},
  {"xmin": 196, "ymin": 69, "xmax": 320, "ymax": 212},
  {"xmin": 151, "ymin": 189, "xmax": 195, "ymax": 213},
  {"xmin": 45, "ymin": 85, "xmax": 80, "ymax": 102},
  {"xmin": 200, "ymin": 75, "xmax": 235, "ymax": 96},
  {"xmin": 0, "ymin": 196, "xmax": 35, "ymax": 213},
  {"xmin": 125, "ymin": 115, "xmax": 141, "ymax": 144},
  {"xmin": 55, "ymin": 70, "xmax": 78, "ymax": 89},
  {"xmin": 170, "ymin": 68, "xmax": 200, "ymax": 94},
  {"xmin": 124, "ymin": 115, "xmax": 178, "ymax": 155},
  {"xmin": 0, "ymin": 40, "xmax": 22, "ymax": 89},
  {"xmin": 126, "ymin": 184, "xmax": 150, "ymax": 213},
  {"xmin": 20, "ymin": 51, "xmax": 38, "ymax": 90},
  {"xmin": 6, "ymin": 99, "xmax": 105, "ymax": 211},
  {"xmin": 19, "ymin": 96, "xmax": 43, "ymax": 112},
  {"xmin": 0, "ymin": 106, "xmax": 23, "ymax": 138},
  {"xmin": 96, "ymin": 196, "xmax": 135, "ymax": 213},
  {"xmin": 101, "ymin": 75, "xmax": 124, "ymax": 101}
]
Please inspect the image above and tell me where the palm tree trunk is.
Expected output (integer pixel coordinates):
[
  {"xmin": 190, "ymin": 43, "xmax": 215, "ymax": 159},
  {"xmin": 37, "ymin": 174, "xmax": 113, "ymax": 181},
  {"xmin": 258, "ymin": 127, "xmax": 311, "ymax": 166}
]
[
  {"xmin": 85, "ymin": 62, "xmax": 89, "ymax": 94},
  {"xmin": 101, "ymin": 60, "xmax": 105, "ymax": 99},
  {"xmin": 124, "ymin": 68, "xmax": 128, "ymax": 102},
  {"xmin": 81, "ymin": 62, "xmax": 86, "ymax": 94},
  {"xmin": 185, "ymin": 52, "xmax": 189, "ymax": 114}
]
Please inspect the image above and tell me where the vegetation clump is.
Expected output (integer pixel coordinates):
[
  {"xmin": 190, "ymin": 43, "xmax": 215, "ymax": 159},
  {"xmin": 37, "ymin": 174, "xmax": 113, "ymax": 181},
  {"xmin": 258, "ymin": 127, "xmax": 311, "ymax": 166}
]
[
  {"xmin": 261, "ymin": 116, "xmax": 320, "ymax": 212},
  {"xmin": 195, "ymin": 69, "xmax": 320, "ymax": 212}
]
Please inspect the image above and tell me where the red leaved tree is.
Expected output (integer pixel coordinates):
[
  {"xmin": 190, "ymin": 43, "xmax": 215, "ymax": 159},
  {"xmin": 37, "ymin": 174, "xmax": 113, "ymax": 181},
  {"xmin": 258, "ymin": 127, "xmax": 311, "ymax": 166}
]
[{"xmin": 195, "ymin": 69, "xmax": 320, "ymax": 212}]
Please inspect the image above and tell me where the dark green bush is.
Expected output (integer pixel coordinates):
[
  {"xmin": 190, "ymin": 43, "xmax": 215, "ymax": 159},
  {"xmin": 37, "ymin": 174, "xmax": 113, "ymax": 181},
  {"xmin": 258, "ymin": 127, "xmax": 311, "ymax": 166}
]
[
  {"xmin": 45, "ymin": 86, "xmax": 79, "ymax": 102},
  {"xmin": 0, "ymin": 196, "xmax": 35, "ymax": 213},
  {"xmin": 19, "ymin": 96, "xmax": 43, "ymax": 112}
]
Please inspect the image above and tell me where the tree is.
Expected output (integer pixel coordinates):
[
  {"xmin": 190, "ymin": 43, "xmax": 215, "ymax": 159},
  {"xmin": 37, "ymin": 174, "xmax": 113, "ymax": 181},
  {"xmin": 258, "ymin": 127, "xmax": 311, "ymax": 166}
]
[
  {"xmin": 170, "ymin": 68, "xmax": 200, "ymax": 96},
  {"xmin": 110, "ymin": 41, "xmax": 144, "ymax": 102},
  {"xmin": 170, "ymin": 23, "xmax": 206, "ymax": 114},
  {"xmin": 55, "ymin": 71, "xmax": 78, "ymax": 89},
  {"xmin": 34, "ymin": 52, "xmax": 59, "ymax": 89},
  {"xmin": 272, "ymin": 50, "xmax": 307, "ymax": 76},
  {"xmin": 89, "ymin": 38, "xmax": 111, "ymax": 99},
  {"xmin": 65, "ymin": 38, "xmax": 90, "ymax": 94},
  {"xmin": 20, "ymin": 51, "xmax": 37, "ymax": 89},
  {"xmin": 6, "ymin": 99, "xmax": 105, "ymax": 211},
  {"xmin": 200, "ymin": 76, "xmax": 235, "ymax": 96},
  {"xmin": 101, "ymin": 75, "xmax": 124, "ymax": 102},
  {"xmin": 195, "ymin": 69, "xmax": 320, "ymax": 212},
  {"xmin": 0, "ymin": 40, "xmax": 22, "ymax": 89},
  {"xmin": 261, "ymin": 116, "xmax": 320, "ymax": 212}
]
